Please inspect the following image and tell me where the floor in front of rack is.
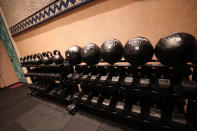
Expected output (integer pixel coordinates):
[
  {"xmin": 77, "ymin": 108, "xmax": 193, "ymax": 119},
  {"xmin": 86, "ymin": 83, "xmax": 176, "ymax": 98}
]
[{"xmin": 0, "ymin": 85, "xmax": 140, "ymax": 131}]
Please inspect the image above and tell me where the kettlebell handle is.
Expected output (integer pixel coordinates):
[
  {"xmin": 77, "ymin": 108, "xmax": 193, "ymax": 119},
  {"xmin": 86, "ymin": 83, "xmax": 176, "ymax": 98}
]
[
  {"xmin": 33, "ymin": 54, "xmax": 37, "ymax": 58},
  {"xmin": 42, "ymin": 52, "xmax": 48, "ymax": 57},
  {"xmin": 47, "ymin": 51, "xmax": 53, "ymax": 57},
  {"xmin": 27, "ymin": 55, "xmax": 30, "ymax": 59},
  {"xmin": 53, "ymin": 50, "xmax": 61, "ymax": 55}
]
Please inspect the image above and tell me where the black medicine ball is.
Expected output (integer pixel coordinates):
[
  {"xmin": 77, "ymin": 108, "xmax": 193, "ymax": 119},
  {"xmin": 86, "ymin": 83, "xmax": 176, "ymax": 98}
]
[
  {"xmin": 123, "ymin": 37, "xmax": 154, "ymax": 65},
  {"xmin": 101, "ymin": 38, "xmax": 123, "ymax": 65},
  {"xmin": 81, "ymin": 43, "xmax": 101, "ymax": 65},
  {"xmin": 155, "ymin": 32, "xmax": 196, "ymax": 65},
  {"xmin": 66, "ymin": 45, "xmax": 82, "ymax": 65}
]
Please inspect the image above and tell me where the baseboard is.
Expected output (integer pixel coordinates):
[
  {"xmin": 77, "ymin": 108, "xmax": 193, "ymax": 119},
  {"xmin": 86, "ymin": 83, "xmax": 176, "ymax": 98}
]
[{"xmin": 1, "ymin": 82, "xmax": 26, "ymax": 89}]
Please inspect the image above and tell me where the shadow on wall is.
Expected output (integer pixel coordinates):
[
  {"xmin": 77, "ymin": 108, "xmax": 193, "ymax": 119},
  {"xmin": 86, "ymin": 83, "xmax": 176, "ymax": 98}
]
[{"xmin": 13, "ymin": 0, "xmax": 142, "ymax": 41}]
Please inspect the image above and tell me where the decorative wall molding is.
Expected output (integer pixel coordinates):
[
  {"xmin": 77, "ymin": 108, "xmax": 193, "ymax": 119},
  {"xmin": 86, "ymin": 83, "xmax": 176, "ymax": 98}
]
[
  {"xmin": 0, "ymin": 15, "xmax": 26, "ymax": 82},
  {"xmin": 9, "ymin": 0, "xmax": 92, "ymax": 36}
]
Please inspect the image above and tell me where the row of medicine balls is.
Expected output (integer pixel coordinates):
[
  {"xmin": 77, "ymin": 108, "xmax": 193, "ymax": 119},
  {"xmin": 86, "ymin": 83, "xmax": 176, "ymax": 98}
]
[{"xmin": 66, "ymin": 32, "xmax": 197, "ymax": 66}]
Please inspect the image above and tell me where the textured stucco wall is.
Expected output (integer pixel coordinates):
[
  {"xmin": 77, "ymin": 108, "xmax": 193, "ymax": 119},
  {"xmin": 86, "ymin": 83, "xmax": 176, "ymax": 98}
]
[
  {"xmin": 13, "ymin": 0, "xmax": 197, "ymax": 59},
  {"xmin": 0, "ymin": 0, "xmax": 55, "ymax": 27}
]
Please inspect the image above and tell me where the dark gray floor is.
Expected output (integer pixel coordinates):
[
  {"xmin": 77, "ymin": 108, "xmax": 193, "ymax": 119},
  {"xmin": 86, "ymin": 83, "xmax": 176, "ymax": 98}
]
[{"xmin": 0, "ymin": 86, "xmax": 139, "ymax": 131}]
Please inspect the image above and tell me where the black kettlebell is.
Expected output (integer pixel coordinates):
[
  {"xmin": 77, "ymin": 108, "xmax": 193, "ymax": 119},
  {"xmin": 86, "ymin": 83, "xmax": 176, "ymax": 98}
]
[
  {"xmin": 81, "ymin": 43, "xmax": 101, "ymax": 65},
  {"xmin": 20, "ymin": 58, "xmax": 24, "ymax": 65},
  {"xmin": 65, "ymin": 45, "xmax": 82, "ymax": 65},
  {"xmin": 42, "ymin": 52, "xmax": 50, "ymax": 65},
  {"xmin": 53, "ymin": 50, "xmax": 64, "ymax": 64},
  {"xmin": 27, "ymin": 55, "xmax": 31, "ymax": 65},
  {"xmin": 155, "ymin": 32, "xmax": 196, "ymax": 65},
  {"xmin": 34, "ymin": 54, "xmax": 42, "ymax": 65},
  {"xmin": 23, "ymin": 56, "xmax": 28, "ymax": 65},
  {"xmin": 47, "ymin": 51, "xmax": 53, "ymax": 64},
  {"xmin": 38, "ymin": 53, "xmax": 42, "ymax": 59},
  {"xmin": 38, "ymin": 53, "xmax": 43, "ymax": 64},
  {"xmin": 123, "ymin": 37, "xmax": 154, "ymax": 65},
  {"xmin": 30, "ymin": 55, "xmax": 35, "ymax": 65},
  {"xmin": 101, "ymin": 38, "xmax": 123, "ymax": 65}
]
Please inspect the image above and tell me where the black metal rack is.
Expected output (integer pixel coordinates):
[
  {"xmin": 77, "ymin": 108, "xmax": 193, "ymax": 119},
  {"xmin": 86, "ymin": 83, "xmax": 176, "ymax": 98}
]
[{"xmin": 21, "ymin": 61, "xmax": 197, "ymax": 131}]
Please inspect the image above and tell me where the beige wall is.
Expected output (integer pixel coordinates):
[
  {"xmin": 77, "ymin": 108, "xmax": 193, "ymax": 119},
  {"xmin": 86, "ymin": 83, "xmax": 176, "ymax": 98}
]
[
  {"xmin": 0, "ymin": 40, "xmax": 18, "ymax": 87},
  {"xmin": 13, "ymin": 0, "xmax": 197, "ymax": 59}
]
